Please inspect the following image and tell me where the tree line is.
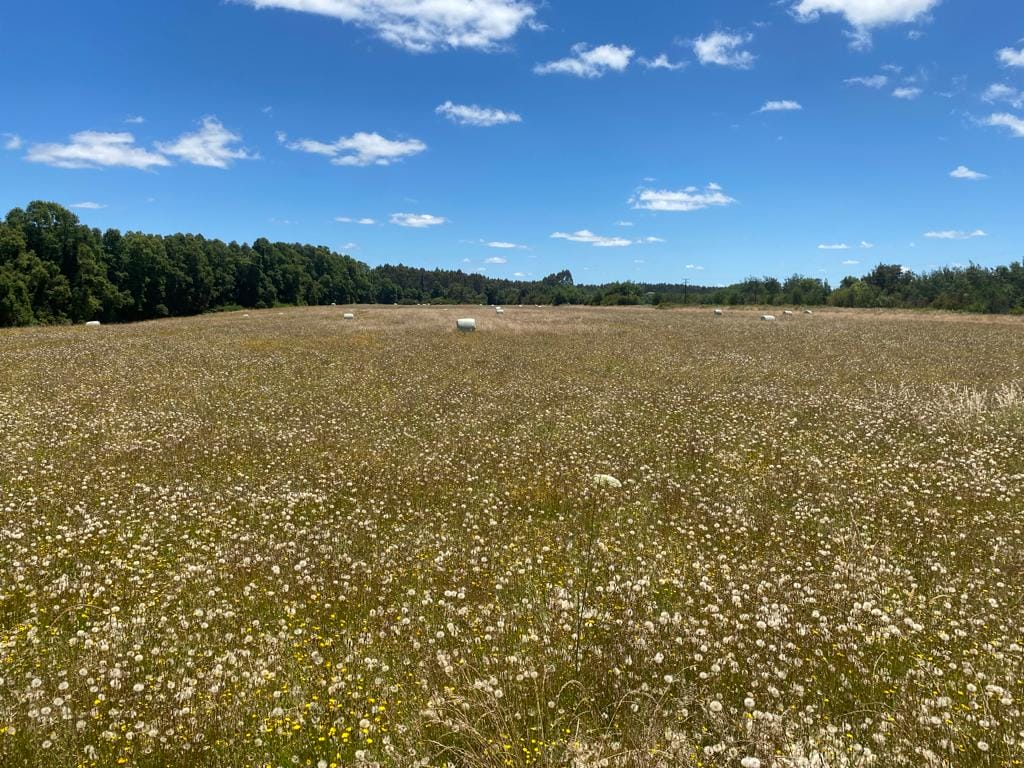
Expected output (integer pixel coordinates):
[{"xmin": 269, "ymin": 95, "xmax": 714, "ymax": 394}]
[{"xmin": 2, "ymin": 201, "xmax": 1024, "ymax": 326}]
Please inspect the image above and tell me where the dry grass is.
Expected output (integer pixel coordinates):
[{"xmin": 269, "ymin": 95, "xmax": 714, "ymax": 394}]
[{"xmin": 1, "ymin": 305, "xmax": 1022, "ymax": 768}]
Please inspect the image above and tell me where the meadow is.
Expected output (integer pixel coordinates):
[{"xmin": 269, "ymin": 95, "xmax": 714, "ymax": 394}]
[{"xmin": 1, "ymin": 305, "xmax": 1022, "ymax": 768}]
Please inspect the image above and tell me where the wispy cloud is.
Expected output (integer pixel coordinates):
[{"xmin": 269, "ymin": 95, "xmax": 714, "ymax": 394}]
[
  {"xmin": 685, "ymin": 264, "xmax": 705, "ymax": 270},
  {"xmin": 2, "ymin": 133, "xmax": 22, "ymax": 150},
  {"xmin": 893, "ymin": 86, "xmax": 922, "ymax": 100},
  {"xmin": 26, "ymin": 130, "xmax": 171, "ymax": 170},
  {"xmin": 486, "ymin": 241, "xmax": 526, "ymax": 249},
  {"xmin": 860, "ymin": 241, "xmax": 875, "ymax": 249},
  {"xmin": 982, "ymin": 83, "xmax": 1023, "ymax": 109},
  {"xmin": 692, "ymin": 31, "xmax": 754, "ymax": 69},
  {"xmin": 281, "ymin": 131, "xmax": 426, "ymax": 166},
  {"xmin": 69, "ymin": 202, "xmax": 107, "ymax": 210},
  {"xmin": 125, "ymin": 115, "xmax": 145, "ymax": 125},
  {"xmin": 534, "ymin": 43, "xmax": 634, "ymax": 78},
  {"xmin": 924, "ymin": 229, "xmax": 988, "ymax": 240},
  {"xmin": 236, "ymin": 0, "xmax": 538, "ymax": 53},
  {"xmin": 844, "ymin": 74, "xmax": 888, "ymax": 88},
  {"xmin": 550, "ymin": 230, "xmax": 635, "ymax": 248},
  {"xmin": 818, "ymin": 243, "xmax": 850, "ymax": 250},
  {"xmin": 640, "ymin": 54, "xmax": 686, "ymax": 71},
  {"xmin": 984, "ymin": 113, "xmax": 1024, "ymax": 138},
  {"xmin": 436, "ymin": 101, "xmax": 522, "ymax": 126},
  {"xmin": 630, "ymin": 183, "xmax": 736, "ymax": 212},
  {"xmin": 950, "ymin": 165, "xmax": 987, "ymax": 180},
  {"xmin": 335, "ymin": 216, "xmax": 377, "ymax": 224},
  {"xmin": 390, "ymin": 212, "xmax": 447, "ymax": 228},
  {"xmin": 758, "ymin": 99, "xmax": 802, "ymax": 112},
  {"xmin": 842, "ymin": 259, "xmax": 860, "ymax": 265},
  {"xmin": 157, "ymin": 117, "xmax": 257, "ymax": 169},
  {"xmin": 484, "ymin": 256, "xmax": 508, "ymax": 264}
]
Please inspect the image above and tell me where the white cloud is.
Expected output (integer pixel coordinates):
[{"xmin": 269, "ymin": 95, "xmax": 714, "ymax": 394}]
[
  {"xmin": 125, "ymin": 116, "xmax": 145, "ymax": 124},
  {"xmin": 693, "ymin": 31, "xmax": 754, "ymax": 69},
  {"xmin": 818, "ymin": 243, "xmax": 850, "ymax": 250},
  {"xmin": 513, "ymin": 271, "xmax": 527, "ymax": 277},
  {"xmin": 643, "ymin": 236, "xmax": 665, "ymax": 243},
  {"xmin": 238, "ymin": 0, "xmax": 537, "ymax": 53},
  {"xmin": 486, "ymin": 241, "xmax": 525, "ymax": 249},
  {"xmin": 924, "ymin": 229, "xmax": 988, "ymax": 240},
  {"xmin": 860, "ymin": 241, "xmax": 875, "ymax": 249},
  {"xmin": 2, "ymin": 133, "xmax": 22, "ymax": 150},
  {"xmin": 630, "ymin": 184, "xmax": 737, "ymax": 212},
  {"xmin": 69, "ymin": 202, "xmax": 107, "ymax": 210},
  {"xmin": 484, "ymin": 256, "xmax": 507, "ymax": 264},
  {"xmin": 984, "ymin": 113, "xmax": 1024, "ymax": 138},
  {"xmin": 551, "ymin": 230, "xmax": 634, "ymax": 248},
  {"xmin": 534, "ymin": 43, "xmax": 634, "ymax": 78},
  {"xmin": 282, "ymin": 131, "xmax": 426, "ymax": 166},
  {"xmin": 845, "ymin": 74, "xmax": 888, "ymax": 88},
  {"xmin": 26, "ymin": 131, "xmax": 171, "ymax": 170},
  {"xmin": 685, "ymin": 264, "xmax": 705, "ymax": 270},
  {"xmin": 335, "ymin": 216, "xmax": 377, "ymax": 224},
  {"xmin": 842, "ymin": 259, "xmax": 860, "ymax": 265},
  {"xmin": 157, "ymin": 117, "xmax": 257, "ymax": 168},
  {"xmin": 893, "ymin": 87, "xmax": 922, "ymax": 100},
  {"xmin": 791, "ymin": 0, "xmax": 940, "ymax": 49},
  {"xmin": 758, "ymin": 99, "xmax": 802, "ymax": 112},
  {"xmin": 615, "ymin": 220, "xmax": 633, "ymax": 227},
  {"xmin": 950, "ymin": 165, "xmax": 987, "ymax": 180},
  {"xmin": 640, "ymin": 54, "xmax": 685, "ymax": 71},
  {"xmin": 998, "ymin": 46, "xmax": 1024, "ymax": 67},
  {"xmin": 982, "ymin": 83, "xmax": 1023, "ymax": 110},
  {"xmin": 390, "ymin": 212, "xmax": 447, "ymax": 228},
  {"xmin": 436, "ymin": 101, "xmax": 522, "ymax": 126}
]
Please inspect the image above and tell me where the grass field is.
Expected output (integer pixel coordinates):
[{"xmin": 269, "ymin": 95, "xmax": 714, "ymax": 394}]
[{"xmin": 1, "ymin": 305, "xmax": 1022, "ymax": 768}]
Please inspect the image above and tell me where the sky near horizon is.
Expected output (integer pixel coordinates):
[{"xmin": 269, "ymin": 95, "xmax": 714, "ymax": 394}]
[{"xmin": 2, "ymin": 0, "xmax": 1023, "ymax": 286}]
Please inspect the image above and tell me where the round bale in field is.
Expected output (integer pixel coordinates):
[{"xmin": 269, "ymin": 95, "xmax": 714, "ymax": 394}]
[
  {"xmin": 805, "ymin": 309, "xmax": 814, "ymax": 315},
  {"xmin": 783, "ymin": 310, "xmax": 794, "ymax": 316},
  {"xmin": 714, "ymin": 309, "xmax": 724, "ymax": 315},
  {"xmin": 85, "ymin": 320, "xmax": 101, "ymax": 326},
  {"xmin": 457, "ymin": 318, "xmax": 477, "ymax": 332},
  {"xmin": 495, "ymin": 306, "xmax": 504, "ymax": 314},
  {"xmin": 761, "ymin": 314, "xmax": 777, "ymax": 321},
  {"xmin": 343, "ymin": 313, "xmax": 355, "ymax": 320}
]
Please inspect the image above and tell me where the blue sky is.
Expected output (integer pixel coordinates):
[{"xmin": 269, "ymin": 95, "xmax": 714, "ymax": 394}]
[{"xmin": 2, "ymin": 0, "xmax": 1023, "ymax": 286}]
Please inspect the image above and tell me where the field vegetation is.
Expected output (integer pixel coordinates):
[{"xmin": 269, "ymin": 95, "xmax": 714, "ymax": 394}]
[{"xmin": 1, "ymin": 306, "xmax": 1022, "ymax": 767}]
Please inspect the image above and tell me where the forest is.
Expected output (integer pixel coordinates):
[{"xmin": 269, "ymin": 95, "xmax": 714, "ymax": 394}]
[{"xmin": 3, "ymin": 201, "xmax": 1024, "ymax": 326}]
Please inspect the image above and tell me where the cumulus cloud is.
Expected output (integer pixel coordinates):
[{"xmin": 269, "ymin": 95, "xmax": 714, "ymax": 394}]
[
  {"xmin": 237, "ymin": 0, "xmax": 537, "ymax": 52},
  {"xmin": 69, "ymin": 202, "xmax": 107, "ymax": 209},
  {"xmin": 640, "ymin": 54, "xmax": 686, "ymax": 71},
  {"xmin": 982, "ymin": 83, "xmax": 1023, "ymax": 110},
  {"xmin": 692, "ymin": 32, "xmax": 754, "ymax": 69},
  {"xmin": 534, "ymin": 43, "xmax": 634, "ymax": 78},
  {"xmin": 924, "ymin": 229, "xmax": 988, "ymax": 240},
  {"xmin": 791, "ymin": 0, "xmax": 940, "ymax": 49},
  {"xmin": 818, "ymin": 243, "xmax": 850, "ymax": 250},
  {"xmin": 630, "ymin": 184, "xmax": 737, "ymax": 212},
  {"xmin": 893, "ymin": 86, "xmax": 922, "ymax": 100},
  {"xmin": 845, "ymin": 74, "xmax": 888, "ymax": 88},
  {"xmin": 157, "ymin": 118, "xmax": 257, "ymax": 169},
  {"xmin": 282, "ymin": 131, "xmax": 426, "ymax": 166},
  {"xmin": 390, "ymin": 212, "xmax": 447, "ymax": 228},
  {"xmin": 436, "ymin": 101, "xmax": 521, "ymax": 126},
  {"xmin": 984, "ymin": 113, "xmax": 1024, "ymax": 138},
  {"xmin": 2, "ymin": 133, "xmax": 22, "ymax": 150},
  {"xmin": 998, "ymin": 46, "xmax": 1024, "ymax": 67},
  {"xmin": 26, "ymin": 130, "xmax": 171, "ymax": 170},
  {"xmin": 335, "ymin": 216, "xmax": 377, "ymax": 224},
  {"xmin": 551, "ymin": 230, "xmax": 634, "ymax": 247},
  {"xmin": 950, "ymin": 165, "xmax": 987, "ymax": 180},
  {"xmin": 758, "ymin": 100, "xmax": 802, "ymax": 112}
]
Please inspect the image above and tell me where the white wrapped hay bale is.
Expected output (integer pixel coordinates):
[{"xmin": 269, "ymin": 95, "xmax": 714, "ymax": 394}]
[
  {"xmin": 592, "ymin": 474, "xmax": 622, "ymax": 489},
  {"xmin": 495, "ymin": 307, "xmax": 504, "ymax": 315},
  {"xmin": 804, "ymin": 309, "xmax": 814, "ymax": 315},
  {"xmin": 457, "ymin": 318, "xmax": 477, "ymax": 332},
  {"xmin": 783, "ymin": 310, "xmax": 794, "ymax": 316},
  {"xmin": 85, "ymin": 320, "xmax": 101, "ymax": 326},
  {"xmin": 343, "ymin": 313, "xmax": 355, "ymax": 320},
  {"xmin": 714, "ymin": 309, "xmax": 724, "ymax": 316},
  {"xmin": 761, "ymin": 315, "xmax": 777, "ymax": 321}
]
